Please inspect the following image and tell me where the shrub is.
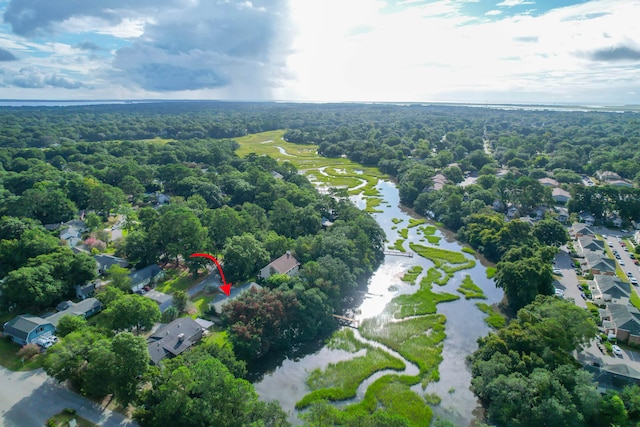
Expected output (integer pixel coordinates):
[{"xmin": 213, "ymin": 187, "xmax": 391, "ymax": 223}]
[{"xmin": 17, "ymin": 343, "xmax": 40, "ymax": 360}]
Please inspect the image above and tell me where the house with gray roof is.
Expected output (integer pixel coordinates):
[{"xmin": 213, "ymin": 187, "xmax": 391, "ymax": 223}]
[
  {"xmin": 129, "ymin": 264, "xmax": 165, "ymax": 291},
  {"xmin": 45, "ymin": 298, "xmax": 103, "ymax": 328},
  {"xmin": 601, "ymin": 303, "xmax": 640, "ymax": 345},
  {"xmin": 577, "ymin": 236, "xmax": 605, "ymax": 255},
  {"xmin": 3, "ymin": 315, "xmax": 55, "ymax": 345},
  {"xmin": 257, "ymin": 252, "xmax": 300, "ymax": 281},
  {"xmin": 571, "ymin": 223, "xmax": 595, "ymax": 239},
  {"xmin": 593, "ymin": 275, "xmax": 631, "ymax": 303},
  {"xmin": 209, "ymin": 282, "xmax": 262, "ymax": 315},
  {"xmin": 147, "ymin": 317, "xmax": 204, "ymax": 365},
  {"xmin": 94, "ymin": 254, "xmax": 129, "ymax": 275},
  {"xmin": 582, "ymin": 253, "xmax": 616, "ymax": 276},
  {"xmin": 143, "ymin": 290, "xmax": 173, "ymax": 313}
]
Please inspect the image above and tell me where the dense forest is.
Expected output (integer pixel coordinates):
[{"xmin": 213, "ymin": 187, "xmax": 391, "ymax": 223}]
[{"xmin": 2, "ymin": 101, "xmax": 640, "ymax": 426}]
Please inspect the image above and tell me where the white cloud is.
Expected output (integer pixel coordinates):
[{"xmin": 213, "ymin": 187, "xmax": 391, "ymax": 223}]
[
  {"xmin": 496, "ymin": 0, "xmax": 535, "ymax": 7},
  {"xmin": 485, "ymin": 10, "xmax": 502, "ymax": 16}
]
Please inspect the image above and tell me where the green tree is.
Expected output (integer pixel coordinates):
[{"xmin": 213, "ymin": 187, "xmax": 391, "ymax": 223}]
[
  {"xmin": 532, "ymin": 219, "xmax": 569, "ymax": 247},
  {"xmin": 107, "ymin": 264, "xmax": 133, "ymax": 292},
  {"xmin": 105, "ymin": 294, "xmax": 161, "ymax": 334},
  {"xmin": 172, "ymin": 290, "xmax": 188, "ymax": 313},
  {"xmin": 56, "ymin": 315, "xmax": 88, "ymax": 337},
  {"xmin": 221, "ymin": 233, "xmax": 270, "ymax": 283},
  {"xmin": 85, "ymin": 212, "xmax": 103, "ymax": 231},
  {"xmin": 82, "ymin": 339, "xmax": 116, "ymax": 399},
  {"xmin": 112, "ymin": 332, "xmax": 150, "ymax": 406}
]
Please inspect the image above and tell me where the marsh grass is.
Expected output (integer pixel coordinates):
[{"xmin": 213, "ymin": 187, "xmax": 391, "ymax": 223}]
[
  {"xmin": 365, "ymin": 197, "xmax": 384, "ymax": 213},
  {"xmin": 296, "ymin": 329, "xmax": 405, "ymax": 409},
  {"xmin": 461, "ymin": 247, "xmax": 475, "ymax": 255},
  {"xmin": 392, "ymin": 218, "xmax": 403, "ymax": 225},
  {"xmin": 457, "ymin": 275, "xmax": 486, "ymax": 300},
  {"xmin": 389, "ymin": 239, "xmax": 406, "ymax": 252},
  {"xmin": 486, "ymin": 267, "xmax": 497, "ymax": 279},
  {"xmin": 408, "ymin": 218, "xmax": 426, "ymax": 228},
  {"xmin": 399, "ymin": 228, "xmax": 409, "ymax": 239},
  {"xmin": 360, "ymin": 315, "xmax": 446, "ymax": 378},
  {"xmin": 475, "ymin": 303, "xmax": 506, "ymax": 329},
  {"xmin": 401, "ymin": 265, "xmax": 424, "ymax": 284},
  {"xmin": 410, "ymin": 244, "xmax": 470, "ymax": 265}
]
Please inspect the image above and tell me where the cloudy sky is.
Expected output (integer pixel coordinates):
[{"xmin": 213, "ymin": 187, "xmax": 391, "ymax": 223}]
[{"xmin": 0, "ymin": 0, "xmax": 638, "ymax": 104}]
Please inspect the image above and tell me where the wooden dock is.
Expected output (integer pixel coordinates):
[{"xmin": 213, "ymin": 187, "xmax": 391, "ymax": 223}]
[
  {"xmin": 332, "ymin": 314, "xmax": 360, "ymax": 327},
  {"xmin": 384, "ymin": 250, "xmax": 414, "ymax": 258}
]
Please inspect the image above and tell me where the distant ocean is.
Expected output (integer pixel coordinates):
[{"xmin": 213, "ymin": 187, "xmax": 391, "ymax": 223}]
[{"xmin": 0, "ymin": 100, "xmax": 146, "ymax": 107}]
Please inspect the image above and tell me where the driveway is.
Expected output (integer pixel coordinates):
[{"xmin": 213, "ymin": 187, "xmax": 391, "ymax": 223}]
[
  {"xmin": 603, "ymin": 233, "xmax": 639, "ymax": 288},
  {"xmin": 0, "ymin": 367, "xmax": 136, "ymax": 427},
  {"xmin": 553, "ymin": 249, "xmax": 587, "ymax": 308},
  {"xmin": 188, "ymin": 270, "xmax": 222, "ymax": 298}
]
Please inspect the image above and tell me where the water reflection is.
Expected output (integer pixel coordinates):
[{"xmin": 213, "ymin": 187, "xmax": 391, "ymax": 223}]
[{"xmin": 253, "ymin": 180, "xmax": 503, "ymax": 426}]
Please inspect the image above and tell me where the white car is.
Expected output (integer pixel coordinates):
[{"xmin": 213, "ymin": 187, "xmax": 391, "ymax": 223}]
[
  {"xmin": 631, "ymin": 278, "xmax": 638, "ymax": 285},
  {"xmin": 552, "ymin": 268, "xmax": 562, "ymax": 275},
  {"xmin": 612, "ymin": 345, "xmax": 623, "ymax": 356},
  {"xmin": 620, "ymin": 260, "xmax": 625, "ymax": 266},
  {"xmin": 627, "ymin": 271, "xmax": 633, "ymax": 277},
  {"xmin": 554, "ymin": 289, "xmax": 565, "ymax": 298},
  {"xmin": 608, "ymin": 242, "xmax": 614, "ymax": 247}
]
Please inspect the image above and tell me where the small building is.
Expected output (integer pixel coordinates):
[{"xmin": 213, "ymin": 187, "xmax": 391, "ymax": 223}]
[
  {"xmin": 601, "ymin": 303, "xmax": 640, "ymax": 345},
  {"xmin": 582, "ymin": 253, "xmax": 616, "ymax": 276},
  {"xmin": 147, "ymin": 317, "xmax": 205, "ymax": 365},
  {"xmin": 552, "ymin": 188, "xmax": 571, "ymax": 204},
  {"xmin": 555, "ymin": 207, "xmax": 569, "ymax": 223},
  {"xmin": 607, "ymin": 215, "xmax": 623, "ymax": 228},
  {"xmin": 577, "ymin": 236, "xmax": 605, "ymax": 255},
  {"xmin": 129, "ymin": 264, "xmax": 165, "ymax": 291},
  {"xmin": 608, "ymin": 179, "xmax": 633, "ymax": 188},
  {"xmin": 3, "ymin": 315, "xmax": 56, "ymax": 345},
  {"xmin": 257, "ymin": 252, "xmax": 300, "ymax": 281},
  {"xmin": 94, "ymin": 254, "xmax": 130, "ymax": 275},
  {"xmin": 571, "ymin": 223, "xmax": 595, "ymax": 239},
  {"xmin": 597, "ymin": 171, "xmax": 622, "ymax": 182},
  {"xmin": 507, "ymin": 205, "xmax": 519, "ymax": 219},
  {"xmin": 539, "ymin": 177, "xmax": 559, "ymax": 187},
  {"xmin": 143, "ymin": 290, "xmax": 174, "ymax": 313},
  {"xmin": 428, "ymin": 174, "xmax": 448, "ymax": 192},
  {"xmin": 75, "ymin": 282, "xmax": 97, "ymax": 300},
  {"xmin": 60, "ymin": 226, "xmax": 82, "ymax": 247},
  {"xmin": 593, "ymin": 275, "xmax": 631, "ymax": 303},
  {"xmin": 209, "ymin": 282, "xmax": 263, "ymax": 315},
  {"xmin": 45, "ymin": 298, "xmax": 103, "ymax": 328}
]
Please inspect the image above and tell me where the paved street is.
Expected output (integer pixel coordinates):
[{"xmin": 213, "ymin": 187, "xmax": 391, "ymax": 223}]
[
  {"xmin": 187, "ymin": 269, "xmax": 222, "ymax": 298},
  {"xmin": 553, "ymin": 249, "xmax": 587, "ymax": 308},
  {"xmin": 0, "ymin": 367, "xmax": 136, "ymax": 427}
]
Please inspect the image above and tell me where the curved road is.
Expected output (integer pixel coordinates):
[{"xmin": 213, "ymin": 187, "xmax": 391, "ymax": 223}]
[{"xmin": 0, "ymin": 367, "xmax": 136, "ymax": 427}]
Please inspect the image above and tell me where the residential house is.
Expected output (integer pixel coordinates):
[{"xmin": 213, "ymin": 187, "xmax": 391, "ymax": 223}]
[
  {"xmin": 582, "ymin": 253, "xmax": 616, "ymax": 276},
  {"xmin": 428, "ymin": 174, "xmax": 448, "ymax": 192},
  {"xmin": 143, "ymin": 290, "xmax": 174, "ymax": 313},
  {"xmin": 60, "ymin": 226, "xmax": 82, "ymax": 248},
  {"xmin": 147, "ymin": 317, "xmax": 205, "ymax": 365},
  {"xmin": 507, "ymin": 205, "xmax": 519, "ymax": 219},
  {"xmin": 258, "ymin": 252, "xmax": 300, "ymax": 281},
  {"xmin": 492, "ymin": 200, "xmax": 504, "ymax": 212},
  {"xmin": 539, "ymin": 177, "xmax": 559, "ymax": 187},
  {"xmin": 94, "ymin": 254, "xmax": 129, "ymax": 275},
  {"xmin": 579, "ymin": 213, "xmax": 596, "ymax": 227},
  {"xmin": 532, "ymin": 206, "xmax": 548, "ymax": 220},
  {"xmin": 74, "ymin": 282, "xmax": 97, "ymax": 300},
  {"xmin": 209, "ymin": 282, "xmax": 263, "ymax": 315},
  {"xmin": 577, "ymin": 236, "xmax": 605, "ymax": 255},
  {"xmin": 608, "ymin": 215, "xmax": 623, "ymax": 228},
  {"xmin": 601, "ymin": 303, "xmax": 640, "ymax": 345},
  {"xmin": 45, "ymin": 298, "xmax": 103, "ymax": 328},
  {"xmin": 552, "ymin": 188, "xmax": 571, "ymax": 204},
  {"xmin": 592, "ymin": 275, "xmax": 631, "ymax": 303},
  {"xmin": 129, "ymin": 264, "xmax": 165, "ymax": 291},
  {"xmin": 608, "ymin": 179, "xmax": 633, "ymax": 188},
  {"xmin": 3, "ymin": 315, "xmax": 55, "ymax": 345},
  {"xmin": 597, "ymin": 171, "xmax": 622, "ymax": 182},
  {"xmin": 571, "ymin": 223, "xmax": 595, "ymax": 239},
  {"xmin": 555, "ymin": 207, "xmax": 569, "ymax": 223}
]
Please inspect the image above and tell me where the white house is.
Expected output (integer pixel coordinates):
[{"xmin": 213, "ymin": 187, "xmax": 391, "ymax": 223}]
[{"xmin": 258, "ymin": 252, "xmax": 300, "ymax": 281}]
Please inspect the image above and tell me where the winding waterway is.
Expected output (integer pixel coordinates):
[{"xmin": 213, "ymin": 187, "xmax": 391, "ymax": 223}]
[{"xmin": 253, "ymin": 179, "xmax": 503, "ymax": 425}]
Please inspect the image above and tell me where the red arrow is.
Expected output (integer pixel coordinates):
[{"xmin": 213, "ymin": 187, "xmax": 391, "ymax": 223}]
[{"xmin": 190, "ymin": 253, "xmax": 232, "ymax": 296}]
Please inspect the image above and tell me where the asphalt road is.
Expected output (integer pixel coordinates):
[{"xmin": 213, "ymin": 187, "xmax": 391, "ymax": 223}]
[
  {"xmin": 604, "ymin": 232, "xmax": 639, "ymax": 288},
  {"xmin": 0, "ymin": 367, "xmax": 136, "ymax": 427},
  {"xmin": 553, "ymin": 249, "xmax": 587, "ymax": 308}
]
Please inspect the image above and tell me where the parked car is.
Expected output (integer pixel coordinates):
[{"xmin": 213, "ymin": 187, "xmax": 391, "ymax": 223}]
[
  {"xmin": 620, "ymin": 260, "xmax": 625, "ymax": 266},
  {"xmin": 612, "ymin": 345, "xmax": 623, "ymax": 356},
  {"xmin": 627, "ymin": 271, "xmax": 633, "ymax": 277},
  {"xmin": 608, "ymin": 242, "xmax": 614, "ymax": 247},
  {"xmin": 553, "ymin": 268, "xmax": 562, "ymax": 275},
  {"xmin": 631, "ymin": 278, "xmax": 638, "ymax": 285},
  {"xmin": 629, "ymin": 254, "xmax": 635, "ymax": 259}
]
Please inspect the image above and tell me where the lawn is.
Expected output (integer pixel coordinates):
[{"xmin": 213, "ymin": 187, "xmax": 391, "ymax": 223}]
[
  {"xmin": 0, "ymin": 338, "xmax": 44, "ymax": 371},
  {"xmin": 47, "ymin": 409, "xmax": 96, "ymax": 427},
  {"xmin": 631, "ymin": 288, "xmax": 640, "ymax": 310},
  {"xmin": 155, "ymin": 268, "xmax": 201, "ymax": 294},
  {"xmin": 190, "ymin": 292, "xmax": 216, "ymax": 317}
]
